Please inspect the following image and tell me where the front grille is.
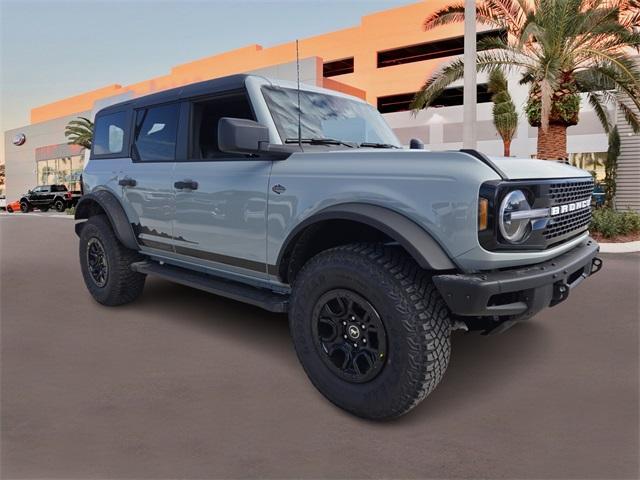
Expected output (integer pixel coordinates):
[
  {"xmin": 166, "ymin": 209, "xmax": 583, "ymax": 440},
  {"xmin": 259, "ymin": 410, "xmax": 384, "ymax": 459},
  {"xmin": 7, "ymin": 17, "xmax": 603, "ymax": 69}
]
[
  {"xmin": 543, "ymin": 207, "xmax": 592, "ymax": 240},
  {"xmin": 548, "ymin": 179, "xmax": 594, "ymax": 204},
  {"xmin": 544, "ymin": 179, "xmax": 594, "ymax": 242}
]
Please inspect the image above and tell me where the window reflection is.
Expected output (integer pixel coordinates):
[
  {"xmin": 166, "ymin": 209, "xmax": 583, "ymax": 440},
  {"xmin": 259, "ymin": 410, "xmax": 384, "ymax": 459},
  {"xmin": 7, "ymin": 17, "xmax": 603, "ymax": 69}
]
[{"xmin": 36, "ymin": 155, "xmax": 84, "ymax": 191}]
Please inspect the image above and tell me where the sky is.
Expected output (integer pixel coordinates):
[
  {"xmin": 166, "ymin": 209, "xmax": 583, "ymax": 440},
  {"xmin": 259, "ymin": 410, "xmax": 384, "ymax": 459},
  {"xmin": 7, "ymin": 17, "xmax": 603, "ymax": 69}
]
[{"xmin": 0, "ymin": 0, "xmax": 412, "ymax": 135}]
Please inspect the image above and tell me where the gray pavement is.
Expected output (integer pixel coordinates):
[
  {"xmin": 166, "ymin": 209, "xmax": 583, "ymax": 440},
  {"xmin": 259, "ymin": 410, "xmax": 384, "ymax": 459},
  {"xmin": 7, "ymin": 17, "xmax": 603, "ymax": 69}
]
[{"xmin": 1, "ymin": 215, "xmax": 638, "ymax": 479}]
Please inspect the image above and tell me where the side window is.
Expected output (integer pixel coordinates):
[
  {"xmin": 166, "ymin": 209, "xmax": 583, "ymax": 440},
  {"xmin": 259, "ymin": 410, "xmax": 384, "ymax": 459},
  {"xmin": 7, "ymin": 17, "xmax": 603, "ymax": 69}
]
[
  {"xmin": 134, "ymin": 103, "xmax": 180, "ymax": 162},
  {"xmin": 93, "ymin": 111, "xmax": 127, "ymax": 156},
  {"xmin": 190, "ymin": 93, "xmax": 255, "ymax": 160}
]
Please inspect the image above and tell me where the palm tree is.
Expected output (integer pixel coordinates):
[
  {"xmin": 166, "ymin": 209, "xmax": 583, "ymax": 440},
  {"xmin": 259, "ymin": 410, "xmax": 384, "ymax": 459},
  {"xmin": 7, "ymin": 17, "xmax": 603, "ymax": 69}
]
[
  {"xmin": 411, "ymin": 0, "xmax": 640, "ymax": 159},
  {"xmin": 487, "ymin": 68, "xmax": 518, "ymax": 156},
  {"xmin": 64, "ymin": 116, "xmax": 94, "ymax": 149}
]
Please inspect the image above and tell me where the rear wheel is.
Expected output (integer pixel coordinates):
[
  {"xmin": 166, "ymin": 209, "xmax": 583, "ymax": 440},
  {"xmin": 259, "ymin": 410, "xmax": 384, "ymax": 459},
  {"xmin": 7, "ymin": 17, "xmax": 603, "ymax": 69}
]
[
  {"xmin": 289, "ymin": 243, "xmax": 451, "ymax": 420},
  {"xmin": 79, "ymin": 215, "xmax": 146, "ymax": 306},
  {"xmin": 54, "ymin": 199, "xmax": 65, "ymax": 212}
]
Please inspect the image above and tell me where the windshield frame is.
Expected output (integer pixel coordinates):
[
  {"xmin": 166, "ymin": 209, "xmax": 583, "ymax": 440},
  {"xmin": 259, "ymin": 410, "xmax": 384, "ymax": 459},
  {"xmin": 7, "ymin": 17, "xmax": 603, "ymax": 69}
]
[{"xmin": 260, "ymin": 85, "xmax": 401, "ymax": 149}]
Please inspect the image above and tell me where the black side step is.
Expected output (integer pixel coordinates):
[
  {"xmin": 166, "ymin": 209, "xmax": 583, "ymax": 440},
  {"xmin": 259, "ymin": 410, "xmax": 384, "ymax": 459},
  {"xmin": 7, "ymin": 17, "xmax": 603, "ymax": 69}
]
[{"xmin": 131, "ymin": 261, "xmax": 289, "ymax": 313}]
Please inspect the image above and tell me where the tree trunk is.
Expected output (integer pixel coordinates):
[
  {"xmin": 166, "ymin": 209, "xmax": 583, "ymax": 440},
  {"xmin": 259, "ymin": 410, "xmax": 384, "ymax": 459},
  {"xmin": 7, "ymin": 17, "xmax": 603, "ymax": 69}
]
[
  {"xmin": 503, "ymin": 139, "xmax": 511, "ymax": 157},
  {"xmin": 537, "ymin": 123, "xmax": 568, "ymax": 160}
]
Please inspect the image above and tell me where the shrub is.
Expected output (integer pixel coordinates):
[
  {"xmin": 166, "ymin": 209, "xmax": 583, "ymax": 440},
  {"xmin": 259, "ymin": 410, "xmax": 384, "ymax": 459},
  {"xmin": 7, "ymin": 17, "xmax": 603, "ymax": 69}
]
[
  {"xmin": 590, "ymin": 208, "xmax": 640, "ymax": 238},
  {"xmin": 65, "ymin": 206, "xmax": 75, "ymax": 216}
]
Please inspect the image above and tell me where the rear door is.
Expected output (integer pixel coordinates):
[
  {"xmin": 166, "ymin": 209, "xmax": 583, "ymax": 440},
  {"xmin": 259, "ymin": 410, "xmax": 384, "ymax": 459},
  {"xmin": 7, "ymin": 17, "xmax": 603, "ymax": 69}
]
[
  {"xmin": 171, "ymin": 91, "xmax": 272, "ymax": 278},
  {"xmin": 121, "ymin": 102, "xmax": 181, "ymax": 253}
]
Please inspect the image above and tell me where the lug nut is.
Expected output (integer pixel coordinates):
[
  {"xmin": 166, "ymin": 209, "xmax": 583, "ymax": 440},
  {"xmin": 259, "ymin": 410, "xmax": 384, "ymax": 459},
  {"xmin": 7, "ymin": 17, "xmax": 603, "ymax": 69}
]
[
  {"xmin": 363, "ymin": 338, "xmax": 367, "ymax": 344},
  {"xmin": 343, "ymin": 335, "xmax": 348, "ymax": 339},
  {"xmin": 353, "ymin": 343, "xmax": 358, "ymax": 348},
  {"xmin": 361, "ymin": 324, "xmax": 366, "ymax": 329},
  {"xmin": 350, "ymin": 316, "xmax": 355, "ymax": 321},
  {"xmin": 342, "ymin": 321, "xmax": 347, "ymax": 326}
]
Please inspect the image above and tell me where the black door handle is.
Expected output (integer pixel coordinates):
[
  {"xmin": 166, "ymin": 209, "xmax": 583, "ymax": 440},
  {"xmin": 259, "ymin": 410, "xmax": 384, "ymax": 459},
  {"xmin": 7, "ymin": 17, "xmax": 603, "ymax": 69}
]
[
  {"xmin": 118, "ymin": 178, "xmax": 137, "ymax": 187},
  {"xmin": 174, "ymin": 180, "xmax": 198, "ymax": 190}
]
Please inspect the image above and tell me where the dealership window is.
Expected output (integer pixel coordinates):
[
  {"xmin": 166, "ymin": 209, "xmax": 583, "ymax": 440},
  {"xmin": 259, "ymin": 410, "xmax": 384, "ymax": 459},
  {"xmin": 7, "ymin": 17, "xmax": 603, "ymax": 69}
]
[
  {"xmin": 36, "ymin": 155, "xmax": 84, "ymax": 191},
  {"xmin": 377, "ymin": 84, "xmax": 491, "ymax": 113},
  {"xmin": 377, "ymin": 29, "xmax": 506, "ymax": 68},
  {"xmin": 189, "ymin": 92, "xmax": 255, "ymax": 159},
  {"xmin": 569, "ymin": 152, "xmax": 606, "ymax": 180},
  {"xmin": 134, "ymin": 103, "xmax": 180, "ymax": 161},
  {"xmin": 93, "ymin": 111, "xmax": 127, "ymax": 155},
  {"xmin": 323, "ymin": 57, "xmax": 354, "ymax": 77}
]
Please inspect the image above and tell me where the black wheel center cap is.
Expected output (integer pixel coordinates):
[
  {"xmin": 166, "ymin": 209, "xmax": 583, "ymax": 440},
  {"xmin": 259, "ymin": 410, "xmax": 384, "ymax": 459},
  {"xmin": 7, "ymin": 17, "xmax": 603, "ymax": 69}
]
[{"xmin": 347, "ymin": 324, "xmax": 360, "ymax": 340}]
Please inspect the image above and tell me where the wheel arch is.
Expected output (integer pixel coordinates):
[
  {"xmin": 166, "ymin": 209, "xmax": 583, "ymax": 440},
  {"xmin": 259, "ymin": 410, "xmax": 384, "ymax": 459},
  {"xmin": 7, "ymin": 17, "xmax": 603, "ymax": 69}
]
[
  {"xmin": 74, "ymin": 190, "xmax": 139, "ymax": 250},
  {"xmin": 275, "ymin": 203, "xmax": 456, "ymax": 283}
]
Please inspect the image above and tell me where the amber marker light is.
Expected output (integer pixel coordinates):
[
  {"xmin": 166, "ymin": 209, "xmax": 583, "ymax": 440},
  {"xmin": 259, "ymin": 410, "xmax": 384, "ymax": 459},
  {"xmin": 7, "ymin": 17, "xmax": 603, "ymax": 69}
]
[{"xmin": 478, "ymin": 198, "xmax": 489, "ymax": 231}]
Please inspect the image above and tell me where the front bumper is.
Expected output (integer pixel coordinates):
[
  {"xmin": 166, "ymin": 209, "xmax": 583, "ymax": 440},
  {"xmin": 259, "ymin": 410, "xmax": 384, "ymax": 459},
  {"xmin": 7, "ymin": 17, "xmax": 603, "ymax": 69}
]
[{"xmin": 433, "ymin": 237, "xmax": 602, "ymax": 320}]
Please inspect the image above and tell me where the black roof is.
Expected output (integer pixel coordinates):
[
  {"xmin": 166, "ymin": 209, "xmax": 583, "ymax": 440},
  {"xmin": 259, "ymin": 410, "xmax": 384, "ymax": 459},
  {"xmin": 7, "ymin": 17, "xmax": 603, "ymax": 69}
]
[{"xmin": 96, "ymin": 74, "xmax": 251, "ymax": 116}]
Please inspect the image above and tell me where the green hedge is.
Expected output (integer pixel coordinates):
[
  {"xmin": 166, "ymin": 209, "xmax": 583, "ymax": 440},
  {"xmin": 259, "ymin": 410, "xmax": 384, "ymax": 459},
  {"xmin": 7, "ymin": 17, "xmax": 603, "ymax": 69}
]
[{"xmin": 590, "ymin": 208, "xmax": 640, "ymax": 238}]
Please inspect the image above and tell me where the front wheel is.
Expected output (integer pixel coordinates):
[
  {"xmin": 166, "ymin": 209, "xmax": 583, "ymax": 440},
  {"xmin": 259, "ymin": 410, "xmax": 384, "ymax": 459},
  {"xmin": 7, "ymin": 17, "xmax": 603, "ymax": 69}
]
[
  {"xmin": 54, "ymin": 199, "xmax": 65, "ymax": 212},
  {"xmin": 20, "ymin": 202, "xmax": 31, "ymax": 213},
  {"xmin": 79, "ymin": 215, "xmax": 146, "ymax": 306},
  {"xmin": 289, "ymin": 243, "xmax": 451, "ymax": 420}
]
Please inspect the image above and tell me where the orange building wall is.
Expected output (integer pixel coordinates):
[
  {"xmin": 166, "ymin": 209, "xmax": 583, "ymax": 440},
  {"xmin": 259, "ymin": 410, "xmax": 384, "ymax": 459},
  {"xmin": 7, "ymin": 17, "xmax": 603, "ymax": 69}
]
[{"xmin": 30, "ymin": 0, "xmax": 468, "ymax": 124}]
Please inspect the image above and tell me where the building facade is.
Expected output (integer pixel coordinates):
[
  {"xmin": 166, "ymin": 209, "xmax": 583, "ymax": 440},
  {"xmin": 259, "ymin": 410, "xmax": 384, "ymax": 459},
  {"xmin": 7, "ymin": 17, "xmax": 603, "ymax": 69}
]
[{"xmin": 4, "ymin": 1, "xmax": 638, "ymax": 209}]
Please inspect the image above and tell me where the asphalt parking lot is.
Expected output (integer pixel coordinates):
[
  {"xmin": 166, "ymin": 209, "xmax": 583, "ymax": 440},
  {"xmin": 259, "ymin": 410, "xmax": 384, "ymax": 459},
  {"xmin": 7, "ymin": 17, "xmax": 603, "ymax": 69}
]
[{"xmin": 1, "ymin": 214, "xmax": 638, "ymax": 479}]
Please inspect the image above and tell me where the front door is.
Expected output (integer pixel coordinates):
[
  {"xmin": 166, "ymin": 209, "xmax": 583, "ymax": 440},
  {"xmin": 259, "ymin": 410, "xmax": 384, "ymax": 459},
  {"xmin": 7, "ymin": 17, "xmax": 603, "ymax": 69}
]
[
  {"xmin": 172, "ymin": 92, "xmax": 271, "ymax": 278},
  {"xmin": 121, "ymin": 102, "xmax": 180, "ymax": 253}
]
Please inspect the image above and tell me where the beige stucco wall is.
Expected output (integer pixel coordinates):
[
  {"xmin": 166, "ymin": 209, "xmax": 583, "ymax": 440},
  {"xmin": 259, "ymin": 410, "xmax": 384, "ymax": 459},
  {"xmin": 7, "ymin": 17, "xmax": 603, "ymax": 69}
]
[{"xmin": 4, "ymin": 112, "xmax": 90, "ymax": 201}]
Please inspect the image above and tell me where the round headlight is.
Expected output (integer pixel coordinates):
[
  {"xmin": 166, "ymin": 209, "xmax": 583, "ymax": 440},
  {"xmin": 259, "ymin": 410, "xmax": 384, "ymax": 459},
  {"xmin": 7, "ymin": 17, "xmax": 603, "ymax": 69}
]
[{"xmin": 499, "ymin": 190, "xmax": 531, "ymax": 243}]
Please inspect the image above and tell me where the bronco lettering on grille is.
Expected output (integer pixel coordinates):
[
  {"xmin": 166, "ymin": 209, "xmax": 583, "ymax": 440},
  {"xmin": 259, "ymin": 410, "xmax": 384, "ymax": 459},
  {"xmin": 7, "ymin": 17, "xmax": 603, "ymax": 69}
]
[{"xmin": 550, "ymin": 199, "xmax": 590, "ymax": 216}]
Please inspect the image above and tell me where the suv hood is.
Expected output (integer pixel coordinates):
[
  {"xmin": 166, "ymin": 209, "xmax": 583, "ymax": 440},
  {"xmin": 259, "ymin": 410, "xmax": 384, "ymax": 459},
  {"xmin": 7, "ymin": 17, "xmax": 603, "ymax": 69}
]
[{"xmin": 486, "ymin": 155, "xmax": 591, "ymax": 180}]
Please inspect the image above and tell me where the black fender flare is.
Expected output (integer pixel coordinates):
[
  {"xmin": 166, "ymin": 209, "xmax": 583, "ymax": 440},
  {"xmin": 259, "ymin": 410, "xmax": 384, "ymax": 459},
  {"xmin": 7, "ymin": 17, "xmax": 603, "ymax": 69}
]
[
  {"xmin": 276, "ymin": 203, "xmax": 456, "ymax": 272},
  {"xmin": 74, "ymin": 190, "xmax": 139, "ymax": 250}
]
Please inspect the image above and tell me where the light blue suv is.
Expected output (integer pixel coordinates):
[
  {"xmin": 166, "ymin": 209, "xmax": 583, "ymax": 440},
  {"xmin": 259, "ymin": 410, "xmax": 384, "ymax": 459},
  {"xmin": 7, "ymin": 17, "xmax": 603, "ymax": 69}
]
[{"xmin": 76, "ymin": 74, "xmax": 602, "ymax": 419}]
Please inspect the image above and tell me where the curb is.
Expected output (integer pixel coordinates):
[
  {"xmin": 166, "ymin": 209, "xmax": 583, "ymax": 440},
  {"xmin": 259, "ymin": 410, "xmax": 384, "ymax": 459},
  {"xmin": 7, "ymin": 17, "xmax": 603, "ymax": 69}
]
[{"xmin": 598, "ymin": 241, "xmax": 640, "ymax": 253}]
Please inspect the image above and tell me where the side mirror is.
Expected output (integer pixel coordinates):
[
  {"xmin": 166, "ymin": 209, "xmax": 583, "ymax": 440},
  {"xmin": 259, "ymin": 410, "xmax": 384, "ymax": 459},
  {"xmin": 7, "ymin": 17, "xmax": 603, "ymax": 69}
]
[
  {"xmin": 27, "ymin": 189, "xmax": 33, "ymax": 194},
  {"xmin": 218, "ymin": 117, "xmax": 270, "ymax": 154},
  {"xmin": 409, "ymin": 138, "xmax": 425, "ymax": 150}
]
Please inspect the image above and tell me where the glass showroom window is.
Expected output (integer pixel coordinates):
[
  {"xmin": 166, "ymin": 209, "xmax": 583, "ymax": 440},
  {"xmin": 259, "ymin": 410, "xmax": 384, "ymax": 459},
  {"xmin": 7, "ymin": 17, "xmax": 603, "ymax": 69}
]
[
  {"xmin": 569, "ymin": 152, "xmax": 606, "ymax": 180},
  {"xmin": 36, "ymin": 155, "xmax": 84, "ymax": 190}
]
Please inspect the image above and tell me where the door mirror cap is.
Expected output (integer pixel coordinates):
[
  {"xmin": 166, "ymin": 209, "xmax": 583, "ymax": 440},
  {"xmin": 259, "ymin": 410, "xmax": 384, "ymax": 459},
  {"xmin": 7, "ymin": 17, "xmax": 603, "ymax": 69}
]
[{"xmin": 218, "ymin": 117, "xmax": 270, "ymax": 154}]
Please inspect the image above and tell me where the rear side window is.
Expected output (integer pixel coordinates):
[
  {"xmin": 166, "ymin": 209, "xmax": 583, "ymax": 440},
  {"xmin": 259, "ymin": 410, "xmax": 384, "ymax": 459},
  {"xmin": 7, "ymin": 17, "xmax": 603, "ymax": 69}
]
[
  {"xmin": 93, "ymin": 111, "xmax": 127, "ymax": 155},
  {"xmin": 134, "ymin": 103, "xmax": 180, "ymax": 161}
]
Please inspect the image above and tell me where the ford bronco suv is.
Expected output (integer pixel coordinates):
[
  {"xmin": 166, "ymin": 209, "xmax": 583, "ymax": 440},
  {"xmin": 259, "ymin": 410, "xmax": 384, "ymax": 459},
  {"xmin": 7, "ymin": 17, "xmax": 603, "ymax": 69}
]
[
  {"xmin": 75, "ymin": 74, "xmax": 602, "ymax": 419},
  {"xmin": 20, "ymin": 184, "xmax": 80, "ymax": 212}
]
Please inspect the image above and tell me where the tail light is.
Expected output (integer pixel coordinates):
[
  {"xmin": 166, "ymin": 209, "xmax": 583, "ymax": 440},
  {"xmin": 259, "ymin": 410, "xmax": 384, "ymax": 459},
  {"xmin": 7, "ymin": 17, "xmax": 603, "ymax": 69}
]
[{"xmin": 65, "ymin": 192, "xmax": 72, "ymax": 199}]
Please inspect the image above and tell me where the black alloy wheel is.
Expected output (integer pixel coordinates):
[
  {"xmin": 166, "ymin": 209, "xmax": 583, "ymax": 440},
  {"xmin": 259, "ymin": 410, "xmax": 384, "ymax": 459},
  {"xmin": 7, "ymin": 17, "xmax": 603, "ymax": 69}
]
[
  {"xmin": 86, "ymin": 237, "xmax": 109, "ymax": 287},
  {"xmin": 312, "ymin": 289, "xmax": 387, "ymax": 383}
]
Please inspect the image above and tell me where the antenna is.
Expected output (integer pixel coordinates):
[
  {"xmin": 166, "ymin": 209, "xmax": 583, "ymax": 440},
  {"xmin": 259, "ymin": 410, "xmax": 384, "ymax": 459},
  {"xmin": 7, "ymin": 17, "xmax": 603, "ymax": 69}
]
[{"xmin": 296, "ymin": 39, "xmax": 302, "ymax": 148}]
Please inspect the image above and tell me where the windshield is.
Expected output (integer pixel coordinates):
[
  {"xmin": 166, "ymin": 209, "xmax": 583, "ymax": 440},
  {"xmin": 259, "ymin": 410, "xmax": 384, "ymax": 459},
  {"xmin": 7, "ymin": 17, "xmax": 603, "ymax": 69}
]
[{"xmin": 262, "ymin": 86, "xmax": 401, "ymax": 148}]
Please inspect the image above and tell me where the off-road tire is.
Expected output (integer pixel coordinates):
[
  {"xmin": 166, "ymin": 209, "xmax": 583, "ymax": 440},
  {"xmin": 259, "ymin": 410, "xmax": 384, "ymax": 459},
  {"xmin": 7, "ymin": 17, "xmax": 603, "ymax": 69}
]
[
  {"xmin": 79, "ymin": 214, "xmax": 146, "ymax": 306},
  {"xmin": 20, "ymin": 202, "xmax": 31, "ymax": 213},
  {"xmin": 6, "ymin": 206, "xmax": 13, "ymax": 213},
  {"xmin": 54, "ymin": 199, "xmax": 65, "ymax": 212},
  {"xmin": 289, "ymin": 243, "xmax": 451, "ymax": 420}
]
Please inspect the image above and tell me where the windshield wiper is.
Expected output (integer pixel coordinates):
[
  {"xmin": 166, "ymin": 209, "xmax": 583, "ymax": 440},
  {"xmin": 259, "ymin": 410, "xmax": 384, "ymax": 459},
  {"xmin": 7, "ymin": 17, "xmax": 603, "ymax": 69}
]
[
  {"xmin": 359, "ymin": 142, "xmax": 400, "ymax": 149},
  {"xmin": 285, "ymin": 137, "xmax": 356, "ymax": 148}
]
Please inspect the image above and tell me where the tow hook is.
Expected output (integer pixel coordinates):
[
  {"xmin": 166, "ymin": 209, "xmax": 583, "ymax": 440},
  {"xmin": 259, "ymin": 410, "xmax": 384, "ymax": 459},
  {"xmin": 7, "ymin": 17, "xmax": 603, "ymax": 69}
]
[
  {"xmin": 591, "ymin": 257, "xmax": 603, "ymax": 275},
  {"xmin": 551, "ymin": 282, "xmax": 570, "ymax": 306}
]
